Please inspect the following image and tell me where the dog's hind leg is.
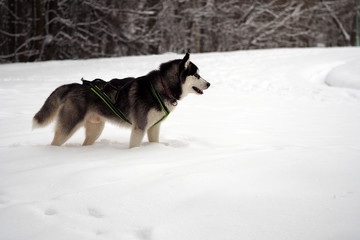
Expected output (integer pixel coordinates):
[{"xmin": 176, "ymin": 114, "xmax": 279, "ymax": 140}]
[
  {"xmin": 129, "ymin": 126, "xmax": 146, "ymax": 148},
  {"xmin": 51, "ymin": 103, "xmax": 85, "ymax": 146},
  {"xmin": 51, "ymin": 122, "xmax": 82, "ymax": 146},
  {"xmin": 147, "ymin": 123, "xmax": 160, "ymax": 143},
  {"xmin": 83, "ymin": 119, "xmax": 105, "ymax": 146}
]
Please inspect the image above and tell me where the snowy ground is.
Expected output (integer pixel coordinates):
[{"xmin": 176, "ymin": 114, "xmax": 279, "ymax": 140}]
[{"xmin": 1, "ymin": 48, "xmax": 360, "ymax": 240}]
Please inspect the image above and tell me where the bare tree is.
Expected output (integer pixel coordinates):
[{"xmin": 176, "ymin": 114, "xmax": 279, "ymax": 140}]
[{"xmin": 0, "ymin": 0, "xmax": 357, "ymax": 63}]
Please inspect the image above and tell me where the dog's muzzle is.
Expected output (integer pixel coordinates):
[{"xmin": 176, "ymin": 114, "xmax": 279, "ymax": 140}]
[{"xmin": 193, "ymin": 80, "xmax": 210, "ymax": 95}]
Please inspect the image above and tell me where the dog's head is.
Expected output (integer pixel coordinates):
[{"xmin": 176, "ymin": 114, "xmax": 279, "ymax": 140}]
[{"xmin": 179, "ymin": 53, "xmax": 210, "ymax": 99}]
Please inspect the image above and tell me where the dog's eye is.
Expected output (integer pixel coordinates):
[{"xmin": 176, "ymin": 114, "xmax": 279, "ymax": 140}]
[{"xmin": 194, "ymin": 73, "xmax": 200, "ymax": 79}]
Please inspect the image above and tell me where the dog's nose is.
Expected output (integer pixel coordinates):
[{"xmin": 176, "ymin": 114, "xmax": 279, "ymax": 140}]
[{"xmin": 206, "ymin": 82, "xmax": 211, "ymax": 88}]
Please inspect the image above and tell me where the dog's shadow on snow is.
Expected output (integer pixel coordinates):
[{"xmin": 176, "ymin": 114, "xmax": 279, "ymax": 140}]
[
  {"xmin": 161, "ymin": 139, "xmax": 190, "ymax": 148},
  {"xmin": 43, "ymin": 135, "xmax": 216, "ymax": 151},
  {"xmin": 61, "ymin": 139, "xmax": 191, "ymax": 150},
  {"xmin": 60, "ymin": 139, "xmax": 129, "ymax": 150}
]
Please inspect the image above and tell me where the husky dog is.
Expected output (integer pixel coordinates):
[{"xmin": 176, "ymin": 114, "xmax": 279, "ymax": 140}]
[{"xmin": 33, "ymin": 53, "xmax": 210, "ymax": 148}]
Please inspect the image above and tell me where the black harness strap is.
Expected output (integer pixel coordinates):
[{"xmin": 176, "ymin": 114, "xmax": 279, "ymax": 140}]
[{"xmin": 82, "ymin": 78, "xmax": 132, "ymax": 124}]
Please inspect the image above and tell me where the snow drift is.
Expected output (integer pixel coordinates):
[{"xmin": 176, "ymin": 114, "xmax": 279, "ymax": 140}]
[{"xmin": 325, "ymin": 59, "xmax": 360, "ymax": 90}]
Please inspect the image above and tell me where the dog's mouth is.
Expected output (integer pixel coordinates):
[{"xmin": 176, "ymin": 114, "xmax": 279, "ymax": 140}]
[{"xmin": 192, "ymin": 86, "xmax": 204, "ymax": 95}]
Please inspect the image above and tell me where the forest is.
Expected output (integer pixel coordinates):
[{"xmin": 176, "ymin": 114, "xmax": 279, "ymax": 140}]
[{"xmin": 0, "ymin": 0, "xmax": 358, "ymax": 63}]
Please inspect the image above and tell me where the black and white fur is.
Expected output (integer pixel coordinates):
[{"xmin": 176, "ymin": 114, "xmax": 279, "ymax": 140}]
[{"xmin": 33, "ymin": 53, "xmax": 210, "ymax": 148}]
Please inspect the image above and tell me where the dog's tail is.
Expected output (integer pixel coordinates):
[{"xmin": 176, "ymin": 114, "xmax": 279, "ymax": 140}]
[{"xmin": 32, "ymin": 85, "xmax": 71, "ymax": 129}]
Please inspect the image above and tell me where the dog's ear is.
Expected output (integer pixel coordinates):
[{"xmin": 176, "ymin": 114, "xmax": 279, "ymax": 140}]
[{"xmin": 180, "ymin": 52, "xmax": 190, "ymax": 70}]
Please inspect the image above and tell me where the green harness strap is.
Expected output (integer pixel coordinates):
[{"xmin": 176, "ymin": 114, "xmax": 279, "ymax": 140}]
[
  {"xmin": 83, "ymin": 79, "xmax": 170, "ymax": 128},
  {"xmin": 90, "ymin": 85, "xmax": 132, "ymax": 125},
  {"xmin": 149, "ymin": 80, "xmax": 170, "ymax": 127}
]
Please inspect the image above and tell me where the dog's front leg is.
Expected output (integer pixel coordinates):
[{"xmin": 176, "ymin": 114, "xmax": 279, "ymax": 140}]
[
  {"xmin": 129, "ymin": 126, "xmax": 145, "ymax": 148},
  {"xmin": 147, "ymin": 123, "xmax": 160, "ymax": 143}
]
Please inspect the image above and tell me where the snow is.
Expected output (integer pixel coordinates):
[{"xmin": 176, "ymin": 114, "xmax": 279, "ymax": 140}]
[
  {"xmin": 325, "ymin": 59, "xmax": 360, "ymax": 90},
  {"xmin": 1, "ymin": 47, "xmax": 360, "ymax": 240}
]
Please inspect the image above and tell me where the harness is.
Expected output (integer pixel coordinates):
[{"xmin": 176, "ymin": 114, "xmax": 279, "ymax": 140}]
[{"xmin": 82, "ymin": 78, "xmax": 171, "ymax": 127}]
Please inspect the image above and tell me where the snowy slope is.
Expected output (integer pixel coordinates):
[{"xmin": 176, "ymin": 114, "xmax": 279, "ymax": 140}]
[{"xmin": 1, "ymin": 48, "xmax": 360, "ymax": 240}]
